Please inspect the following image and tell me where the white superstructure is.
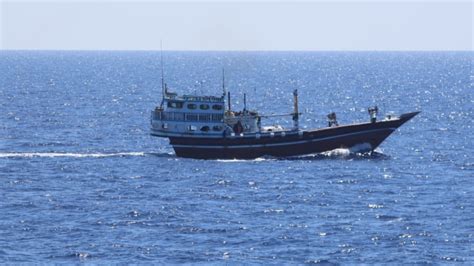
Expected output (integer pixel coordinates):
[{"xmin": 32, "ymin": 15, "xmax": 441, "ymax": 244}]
[{"xmin": 150, "ymin": 87, "xmax": 260, "ymax": 138}]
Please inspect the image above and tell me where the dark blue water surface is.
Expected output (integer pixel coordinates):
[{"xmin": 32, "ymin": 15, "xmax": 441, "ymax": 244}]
[{"xmin": 0, "ymin": 51, "xmax": 473, "ymax": 263}]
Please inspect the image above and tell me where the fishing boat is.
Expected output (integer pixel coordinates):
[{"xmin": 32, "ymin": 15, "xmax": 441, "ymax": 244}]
[{"xmin": 150, "ymin": 73, "xmax": 419, "ymax": 159}]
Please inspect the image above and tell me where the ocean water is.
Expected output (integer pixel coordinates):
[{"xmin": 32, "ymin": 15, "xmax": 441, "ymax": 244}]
[{"xmin": 0, "ymin": 51, "xmax": 472, "ymax": 263}]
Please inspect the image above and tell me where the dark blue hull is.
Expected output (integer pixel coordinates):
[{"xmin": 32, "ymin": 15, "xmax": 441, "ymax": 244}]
[{"xmin": 167, "ymin": 112, "xmax": 419, "ymax": 159}]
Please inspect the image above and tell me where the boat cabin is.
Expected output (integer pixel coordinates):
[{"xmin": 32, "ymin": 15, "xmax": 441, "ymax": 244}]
[{"xmin": 151, "ymin": 88, "xmax": 260, "ymax": 137}]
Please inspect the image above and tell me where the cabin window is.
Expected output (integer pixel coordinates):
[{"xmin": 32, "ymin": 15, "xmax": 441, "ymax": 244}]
[
  {"xmin": 200, "ymin": 104, "xmax": 210, "ymax": 110},
  {"xmin": 188, "ymin": 125, "xmax": 197, "ymax": 131},
  {"xmin": 211, "ymin": 114, "xmax": 224, "ymax": 122},
  {"xmin": 212, "ymin": 125, "xmax": 223, "ymax": 131},
  {"xmin": 167, "ymin": 101, "xmax": 183, "ymax": 108},
  {"xmin": 200, "ymin": 126, "xmax": 210, "ymax": 132},
  {"xmin": 186, "ymin": 114, "xmax": 198, "ymax": 121},
  {"xmin": 199, "ymin": 114, "xmax": 211, "ymax": 122},
  {"xmin": 187, "ymin": 103, "xmax": 197, "ymax": 110},
  {"xmin": 161, "ymin": 112, "xmax": 185, "ymax": 121},
  {"xmin": 212, "ymin": 104, "xmax": 223, "ymax": 111},
  {"xmin": 174, "ymin": 112, "xmax": 185, "ymax": 121},
  {"xmin": 154, "ymin": 108, "xmax": 163, "ymax": 119}
]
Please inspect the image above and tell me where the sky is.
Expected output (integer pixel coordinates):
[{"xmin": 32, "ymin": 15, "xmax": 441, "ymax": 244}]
[{"xmin": 0, "ymin": 0, "xmax": 472, "ymax": 51}]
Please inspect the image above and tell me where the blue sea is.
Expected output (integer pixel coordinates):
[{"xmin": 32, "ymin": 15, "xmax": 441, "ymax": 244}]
[{"xmin": 0, "ymin": 51, "xmax": 472, "ymax": 263}]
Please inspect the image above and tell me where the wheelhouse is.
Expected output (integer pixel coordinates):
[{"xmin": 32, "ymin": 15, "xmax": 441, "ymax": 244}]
[{"xmin": 151, "ymin": 91, "xmax": 227, "ymax": 137}]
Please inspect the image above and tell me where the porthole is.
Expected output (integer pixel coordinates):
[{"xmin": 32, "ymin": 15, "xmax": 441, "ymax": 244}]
[
  {"xmin": 200, "ymin": 104, "xmax": 210, "ymax": 110},
  {"xmin": 187, "ymin": 103, "xmax": 197, "ymax": 110},
  {"xmin": 201, "ymin": 126, "xmax": 210, "ymax": 132}
]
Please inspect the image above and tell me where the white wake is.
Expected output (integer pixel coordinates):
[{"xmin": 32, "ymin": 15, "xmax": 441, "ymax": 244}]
[
  {"xmin": 321, "ymin": 143, "xmax": 373, "ymax": 157},
  {"xmin": 0, "ymin": 152, "xmax": 146, "ymax": 158}
]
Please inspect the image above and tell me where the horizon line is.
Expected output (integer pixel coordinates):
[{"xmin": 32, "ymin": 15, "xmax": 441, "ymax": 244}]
[{"xmin": 1, "ymin": 49, "xmax": 472, "ymax": 52}]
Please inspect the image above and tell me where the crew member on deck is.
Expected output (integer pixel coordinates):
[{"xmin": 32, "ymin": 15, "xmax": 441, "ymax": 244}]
[
  {"xmin": 233, "ymin": 120, "xmax": 244, "ymax": 134},
  {"xmin": 327, "ymin": 112, "xmax": 338, "ymax": 127},
  {"xmin": 368, "ymin": 106, "xmax": 378, "ymax": 123}
]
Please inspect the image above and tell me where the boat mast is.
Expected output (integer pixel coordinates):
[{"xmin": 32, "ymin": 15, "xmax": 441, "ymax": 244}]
[
  {"xmin": 293, "ymin": 89, "xmax": 299, "ymax": 130},
  {"xmin": 222, "ymin": 68, "xmax": 226, "ymax": 97},
  {"xmin": 243, "ymin": 93, "xmax": 247, "ymax": 111},
  {"xmin": 160, "ymin": 41, "xmax": 165, "ymax": 108},
  {"xmin": 222, "ymin": 68, "xmax": 232, "ymax": 113}
]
